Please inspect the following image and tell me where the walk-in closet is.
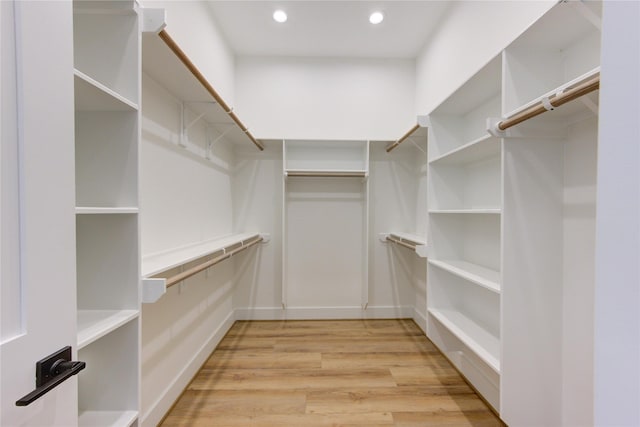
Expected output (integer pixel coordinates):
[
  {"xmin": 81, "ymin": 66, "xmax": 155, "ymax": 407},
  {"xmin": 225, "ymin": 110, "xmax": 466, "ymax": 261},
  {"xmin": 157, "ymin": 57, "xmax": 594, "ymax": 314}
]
[{"xmin": 1, "ymin": 1, "xmax": 638, "ymax": 426}]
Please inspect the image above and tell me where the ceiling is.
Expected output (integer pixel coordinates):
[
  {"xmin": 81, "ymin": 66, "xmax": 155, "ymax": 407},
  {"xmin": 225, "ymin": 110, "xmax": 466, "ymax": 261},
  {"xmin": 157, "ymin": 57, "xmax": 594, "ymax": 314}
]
[{"xmin": 206, "ymin": 1, "xmax": 453, "ymax": 59}]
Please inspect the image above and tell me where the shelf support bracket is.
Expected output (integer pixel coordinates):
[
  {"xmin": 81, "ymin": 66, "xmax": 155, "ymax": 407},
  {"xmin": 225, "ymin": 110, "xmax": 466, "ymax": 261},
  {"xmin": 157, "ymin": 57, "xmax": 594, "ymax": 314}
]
[
  {"xmin": 180, "ymin": 101, "xmax": 217, "ymax": 148},
  {"xmin": 205, "ymin": 125, "xmax": 234, "ymax": 159},
  {"xmin": 580, "ymin": 96, "xmax": 599, "ymax": 116},
  {"xmin": 406, "ymin": 137, "xmax": 427, "ymax": 155}
]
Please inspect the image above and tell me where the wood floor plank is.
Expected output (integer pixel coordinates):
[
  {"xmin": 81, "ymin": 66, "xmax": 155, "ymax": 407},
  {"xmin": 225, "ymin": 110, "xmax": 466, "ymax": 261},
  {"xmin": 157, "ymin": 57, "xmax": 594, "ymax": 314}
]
[
  {"xmin": 305, "ymin": 387, "xmax": 488, "ymax": 414},
  {"xmin": 392, "ymin": 411, "xmax": 503, "ymax": 426},
  {"xmin": 321, "ymin": 352, "xmax": 454, "ymax": 370},
  {"xmin": 166, "ymin": 390, "xmax": 307, "ymax": 416},
  {"xmin": 189, "ymin": 367, "xmax": 398, "ymax": 391},
  {"xmin": 274, "ymin": 337, "xmax": 437, "ymax": 354},
  {"xmin": 160, "ymin": 319, "xmax": 503, "ymax": 426},
  {"xmin": 162, "ymin": 412, "xmax": 395, "ymax": 427},
  {"xmin": 205, "ymin": 350, "xmax": 322, "ymax": 369}
]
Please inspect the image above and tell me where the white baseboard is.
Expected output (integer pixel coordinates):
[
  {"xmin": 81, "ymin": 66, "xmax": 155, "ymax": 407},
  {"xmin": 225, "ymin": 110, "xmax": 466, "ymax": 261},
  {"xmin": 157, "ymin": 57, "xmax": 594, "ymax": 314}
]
[
  {"xmin": 413, "ymin": 308, "xmax": 427, "ymax": 334},
  {"xmin": 140, "ymin": 310, "xmax": 236, "ymax": 427},
  {"xmin": 234, "ymin": 305, "xmax": 415, "ymax": 320}
]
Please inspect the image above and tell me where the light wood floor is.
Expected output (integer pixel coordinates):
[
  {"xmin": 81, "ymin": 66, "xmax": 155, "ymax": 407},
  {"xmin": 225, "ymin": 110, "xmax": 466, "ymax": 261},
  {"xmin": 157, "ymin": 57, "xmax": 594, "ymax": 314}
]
[{"xmin": 161, "ymin": 319, "xmax": 503, "ymax": 426}]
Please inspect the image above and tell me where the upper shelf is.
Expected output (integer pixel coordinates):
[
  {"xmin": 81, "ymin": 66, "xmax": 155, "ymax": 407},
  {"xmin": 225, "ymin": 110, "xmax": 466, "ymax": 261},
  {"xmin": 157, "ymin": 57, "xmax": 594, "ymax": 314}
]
[
  {"xmin": 284, "ymin": 140, "xmax": 369, "ymax": 173},
  {"xmin": 142, "ymin": 30, "xmax": 264, "ymax": 151},
  {"xmin": 142, "ymin": 232, "xmax": 265, "ymax": 304},
  {"xmin": 74, "ymin": 70, "xmax": 139, "ymax": 112},
  {"xmin": 142, "ymin": 232, "xmax": 263, "ymax": 278},
  {"xmin": 382, "ymin": 232, "xmax": 427, "ymax": 257}
]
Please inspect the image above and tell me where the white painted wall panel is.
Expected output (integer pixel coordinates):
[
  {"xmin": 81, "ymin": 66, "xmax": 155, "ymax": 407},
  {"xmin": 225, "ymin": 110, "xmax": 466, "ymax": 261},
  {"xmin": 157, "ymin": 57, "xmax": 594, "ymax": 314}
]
[
  {"xmin": 235, "ymin": 56, "xmax": 416, "ymax": 140},
  {"xmin": 563, "ymin": 117, "xmax": 597, "ymax": 427},
  {"xmin": 285, "ymin": 178, "xmax": 365, "ymax": 308},
  {"xmin": 140, "ymin": 76, "xmax": 237, "ymax": 426},
  {"xmin": 140, "ymin": 76, "xmax": 234, "ymax": 255},
  {"xmin": 232, "ymin": 143, "xmax": 283, "ymax": 313},
  {"xmin": 368, "ymin": 141, "xmax": 426, "ymax": 315}
]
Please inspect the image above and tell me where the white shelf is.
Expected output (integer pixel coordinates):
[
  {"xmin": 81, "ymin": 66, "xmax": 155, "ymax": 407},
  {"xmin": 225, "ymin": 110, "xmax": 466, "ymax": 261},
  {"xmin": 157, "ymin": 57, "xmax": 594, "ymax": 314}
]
[
  {"xmin": 142, "ymin": 232, "xmax": 261, "ymax": 277},
  {"xmin": 284, "ymin": 140, "xmax": 369, "ymax": 172},
  {"xmin": 77, "ymin": 309, "xmax": 139, "ymax": 349},
  {"xmin": 429, "ymin": 209, "xmax": 501, "ymax": 215},
  {"xmin": 76, "ymin": 207, "xmax": 138, "ymax": 215},
  {"xmin": 74, "ymin": 70, "xmax": 138, "ymax": 112},
  {"xmin": 428, "ymin": 308, "xmax": 500, "ymax": 373},
  {"xmin": 388, "ymin": 232, "xmax": 426, "ymax": 246},
  {"xmin": 73, "ymin": 1, "xmax": 137, "ymax": 16},
  {"xmin": 141, "ymin": 33, "xmax": 260, "ymax": 150},
  {"xmin": 284, "ymin": 169, "xmax": 367, "ymax": 178},
  {"xmin": 384, "ymin": 232, "xmax": 428, "ymax": 257},
  {"xmin": 429, "ymin": 134, "xmax": 501, "ymax": 165},
  {"xmin": 429, "ymin": 259, "xmax": 500, "ymax": 293},
  {"xmin": 78, "ymin": 410, "xmax": 138, "ymax": 427}
]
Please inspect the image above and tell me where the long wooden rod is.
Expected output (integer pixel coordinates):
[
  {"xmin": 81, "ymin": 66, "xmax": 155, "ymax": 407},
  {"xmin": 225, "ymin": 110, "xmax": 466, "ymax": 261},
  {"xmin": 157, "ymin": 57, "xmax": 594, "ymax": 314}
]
[
  {"xmin": 386, "ymin": 123, "xmax": 420, "ymax": 153},
  {"xmin": 286, "ymin": 171, "xmax": 366, "ymax": 178},
  {"xmin": 386, "ymin": 235, "xmax": 416, "ymax": 251},
  {"xmin": 166, "ymin": 236, "xmax": 263, "ymax": 288},
  {"xmin": 498, "ymin": 75, "xmax": 600, "ymax": 131},
  {"xmin": 158, "ymin": 30, "xmax": 265, "ymax": 151}
]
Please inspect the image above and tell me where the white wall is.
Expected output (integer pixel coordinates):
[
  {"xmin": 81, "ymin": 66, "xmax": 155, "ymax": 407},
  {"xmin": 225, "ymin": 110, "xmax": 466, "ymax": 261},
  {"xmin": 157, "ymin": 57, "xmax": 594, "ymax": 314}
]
[
  {"xmin": 594, "ymin": 1, "xmax": 640, "ymax": 425},
  {"xmin": 142, "ymin": 0, "xmax": 236, "ymax": 104},
  {"xmin": 232, "ymin": 142, "xmax": 284, "ymax": 317},
  {"xmin": 369, "ymin": 141, "xmax": 427, "ymax": 322},
  {"xmin": 563, "ymin": 116, "xmax": 598, "ymax": 426},
  {"xmin": 235, "ymin": 56, "xmax": 416, "ymax": 141},
  {"xmin": 139, "ymin": 75, "xmax": 238, "ymax": 426},
  {"xmin": 415, "ymin": 0, "xmax": 554, "ymax": 115}
]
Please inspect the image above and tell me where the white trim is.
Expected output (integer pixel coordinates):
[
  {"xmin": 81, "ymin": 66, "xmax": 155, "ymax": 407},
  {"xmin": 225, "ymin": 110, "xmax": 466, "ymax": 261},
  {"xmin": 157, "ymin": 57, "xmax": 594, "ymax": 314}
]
[
  {"xmin": 413, "ymin": 307, "xmax": 428, "ymax": 334},
  {"xmin": 234, "ymin": 305, "xmax": 415, "ymax": 321}
]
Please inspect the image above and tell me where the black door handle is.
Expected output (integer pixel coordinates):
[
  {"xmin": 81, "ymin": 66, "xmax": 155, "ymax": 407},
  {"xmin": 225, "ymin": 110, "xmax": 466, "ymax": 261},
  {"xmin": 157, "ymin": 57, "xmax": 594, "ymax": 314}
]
[{"xmin": 15, "ymin": 346, "xmax": 86, "ymax": 407}]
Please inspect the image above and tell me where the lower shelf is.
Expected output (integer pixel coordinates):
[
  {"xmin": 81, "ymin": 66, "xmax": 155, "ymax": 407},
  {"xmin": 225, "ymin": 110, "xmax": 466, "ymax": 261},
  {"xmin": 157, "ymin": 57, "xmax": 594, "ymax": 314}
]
[
  {"xmin": 77, "ymin": 309, "xmax": 139, "ymax": 349},
  {"xmin": 78, "ymin": 410, "xmax": 137, "ymax": 427},
  {"xmin": 428, "ymin": 308, "xmax": 500, "ymax": 373}
]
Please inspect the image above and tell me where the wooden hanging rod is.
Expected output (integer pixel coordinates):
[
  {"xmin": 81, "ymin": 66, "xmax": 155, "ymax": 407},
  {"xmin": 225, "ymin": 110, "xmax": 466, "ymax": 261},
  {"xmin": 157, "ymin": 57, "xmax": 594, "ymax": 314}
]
[
  {"xmin": 386, "ymin": 123, "xmax": 421, "ymax": 153},
  {"xmin": 285, "ymin": 170, "xmax": 367, "ymax": 178},
  {"xmin": 158, "ymin": 30, "xmax": 265, "ymax": 151},
  {"xmin": 165, "ymin": 236, "xmax": 263, "ymax": 288},
  {"xmin": 386, "ymin": 235, "xmax": 417, "ymax": 250},
  {"xmin": 497, "ymin": 75, "xmax": 600, "ymax": 131}
]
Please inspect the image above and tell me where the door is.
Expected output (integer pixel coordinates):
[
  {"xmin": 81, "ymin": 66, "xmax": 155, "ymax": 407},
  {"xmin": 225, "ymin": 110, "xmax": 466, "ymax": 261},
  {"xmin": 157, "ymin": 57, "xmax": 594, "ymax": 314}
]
[{"xmin": 1, "ymin": 1, "xmax": 78, "ymax": 425}]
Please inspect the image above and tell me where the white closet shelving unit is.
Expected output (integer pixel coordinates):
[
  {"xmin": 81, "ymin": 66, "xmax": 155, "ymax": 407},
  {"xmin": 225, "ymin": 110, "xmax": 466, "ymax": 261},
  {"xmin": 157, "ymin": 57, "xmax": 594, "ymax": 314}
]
[
  {"xmin": 498, "ymin": 1, "xmax": 601, "ymax": 425},
  {"xmin": 73, "ymin": 1, "xmax": 141, "ymax": 425},
  {"xmin": 425, "ymin": 1, "xmax": 601, "ymax": 424},
  {"xmin": 380, "ymin": 125, "xmax": 428, "ymax": 260},
  {"xmin": 141, "ymin": 29, "xmax": 264, "ymax": 154},
  {"xmin": 139, "ymin": 21, "xmax": 265, "ymax": 305},
  {"xmin": 282, "ymin": 140, "xmax": 370, "ymax": 310},
  {"xmin": 426, "ymin": 54, "xmax": 503, "ymax": 409}
]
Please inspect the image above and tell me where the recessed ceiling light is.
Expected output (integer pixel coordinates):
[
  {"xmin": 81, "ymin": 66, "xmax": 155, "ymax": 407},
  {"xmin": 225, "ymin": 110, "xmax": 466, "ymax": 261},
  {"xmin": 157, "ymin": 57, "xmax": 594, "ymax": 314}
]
[
  {"xmin": 273, "ymin": 10, "xmax": 287, "ymax": 23},
  {"xmin": 369, "ymin": 11, "xmax": 384, "ymax": 25}
]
